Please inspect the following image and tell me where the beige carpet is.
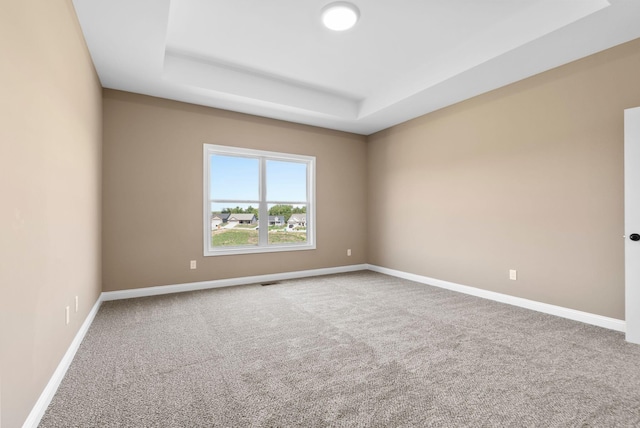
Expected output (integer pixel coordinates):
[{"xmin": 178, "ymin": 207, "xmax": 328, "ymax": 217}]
[{"xmin": 39, "ymin": 271, "xmax": 640, "ymax": 427}]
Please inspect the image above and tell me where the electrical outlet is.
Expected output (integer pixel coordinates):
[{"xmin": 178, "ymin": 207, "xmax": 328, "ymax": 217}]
[
  {"xmin": 190, "ymin": 260, "xmax": 197, "ymax": 269},
  {"xmin": 347, "ymin": 249, "xmax": 352, "ymax": 256},
  {"xmin": 509, "ymin": 269, "xmax": 517, "ymax": 281},
  {"xmin": 75, "ymin": 296, "xmax": 79, "ymax": 312},
  {"xmin": 65, "ymin": 306, "xmax": 70, "ymax": 325}
]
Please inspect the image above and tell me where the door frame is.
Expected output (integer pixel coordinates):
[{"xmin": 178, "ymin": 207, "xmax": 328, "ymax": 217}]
[{"xmin": 625, "ymin": 106, "xmax": 640, "ymax": 344}]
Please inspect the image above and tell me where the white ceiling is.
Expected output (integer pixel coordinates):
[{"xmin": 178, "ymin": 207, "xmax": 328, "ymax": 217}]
[{"xmin": 72, "ymin": 0, "xmax": 640, "ymax": 135}]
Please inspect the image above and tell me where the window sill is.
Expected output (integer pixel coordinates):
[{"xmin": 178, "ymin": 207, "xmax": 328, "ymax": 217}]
[{"xmin": 204, "ymin": 243, "xmax": 316, "ymax": 257}]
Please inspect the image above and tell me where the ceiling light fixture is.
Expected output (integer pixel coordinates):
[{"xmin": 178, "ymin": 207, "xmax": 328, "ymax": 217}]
[{"xmin": 321, "ymin": 2, "xmax": 360, "ymax": 31}]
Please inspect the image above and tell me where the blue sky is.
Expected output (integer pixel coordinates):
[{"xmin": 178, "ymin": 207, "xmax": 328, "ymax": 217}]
[{"xmin": 210, "ymin": 155, "xmax": 307, "ymax": 208}]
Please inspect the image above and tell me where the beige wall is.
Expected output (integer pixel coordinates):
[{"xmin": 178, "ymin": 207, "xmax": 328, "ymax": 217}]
[
  {"xmin": 368, "ymin": 38, "xmax": 640, "ymax": 320},
  {"xmin": 102, "ymin": 90, "xmax": 367, "ymax": 291},
  {"xmin": 0, "ymin": 1, "xmax": 102, "ymax": 427}
]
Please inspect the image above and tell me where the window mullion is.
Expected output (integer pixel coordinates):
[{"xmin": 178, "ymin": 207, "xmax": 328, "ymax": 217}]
[{"xmin": 259, "ymin": 157, "xmax": 268, "ymax": 246}]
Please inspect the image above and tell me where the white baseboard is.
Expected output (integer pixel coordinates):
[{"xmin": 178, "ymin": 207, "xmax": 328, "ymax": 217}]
[
  {"xmin": 22, "ymin": 297, "xmax": 103, "ymax": 428},
  {"xmin": 367, "ymin": 264, "xmax": 626, "ymax": 333},
  {"xmin": 101, "ymin": 264, "xmax": 369, "ymax": 301},
  {"xmin": 22, "ymin": 264, "xmax": 368, "ymax": 427},
  {"xmin": 23, "ymin": 262, "xmax": 625, "ymax": 427}
]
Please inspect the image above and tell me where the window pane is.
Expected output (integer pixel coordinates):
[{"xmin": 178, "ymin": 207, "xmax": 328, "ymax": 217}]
[
  {"xmin": 210, "ymin": 202, "xmax": 259, "ymax": 248},
  {"xmin": 204, "ymin": 144, "xmax": 315, "ymax": 256},
  {"xmin": 267, "ymin": 203, "xmax": 307, "ymax": 245},
  {"xmin": 210, "ymin": 155, "xmax": 259, "ymax": 201},
  {"xmin": 266, "ymin": 160, "xmax": 307, "ymax": 202}
]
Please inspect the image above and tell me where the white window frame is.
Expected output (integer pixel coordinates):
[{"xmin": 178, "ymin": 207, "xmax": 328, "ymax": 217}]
[{"xmin": 203, "ymin": 144, "xmax": 316, "ymax": 256}]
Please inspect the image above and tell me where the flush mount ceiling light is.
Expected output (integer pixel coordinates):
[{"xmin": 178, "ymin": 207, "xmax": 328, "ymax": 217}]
[{"xmin": 321, "ymin": 2, "xmax": 360, "ymax": 31}]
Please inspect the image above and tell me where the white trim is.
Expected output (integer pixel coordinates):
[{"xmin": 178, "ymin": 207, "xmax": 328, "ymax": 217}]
[
  {"xmin": 203, "ymin": 144, "xmax": 316, "ymax": 257},
  {"xmin": 203, "ymin": 143, "xmax": 210, "ymax": 257},
  {"xmin": 22, "ymin": 297, "xmax": 103, "ymax": 428},
  {"xmin": 24, "ymin": 262, "xmax": 627, "ymax": 427},
  {"xmin": 101, "ymin": 264, "xmax": 368, "ymax": 301},
  {"xmin": 625, "ymin": 106, "xmax": 640, "ymax": 344},
  {"xmin": 23, "ymin": 264, "xmax": 367, "ymax": 426},
  {"xmin": 366, "ymin": 264, "xmax": 626, "ymax": 333},
  {"xmin": 259, "ymin": 157, "xmax": 268, "ymax": 247}
]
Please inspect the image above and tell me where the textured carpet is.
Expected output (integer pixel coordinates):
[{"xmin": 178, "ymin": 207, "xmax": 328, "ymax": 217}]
[{"xmin": 39, "ymin": 271, "xmax": 640, "ymax": 427}]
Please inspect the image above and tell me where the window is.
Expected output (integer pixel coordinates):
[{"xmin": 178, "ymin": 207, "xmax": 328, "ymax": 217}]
[{"xmin": 203, "ymin": 144, "xmax": 316, "ymax": 256}]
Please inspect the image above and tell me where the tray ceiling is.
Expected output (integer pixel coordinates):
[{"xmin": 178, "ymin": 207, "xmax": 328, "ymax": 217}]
[{"xmin": 72, "ymin": 0, "xmax": 640, "ymax": 135}]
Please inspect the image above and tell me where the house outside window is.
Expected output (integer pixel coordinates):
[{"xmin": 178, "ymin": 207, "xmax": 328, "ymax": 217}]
[{"xmin": 203, "ymin": 144, "xmax": 315, "ymax": 256}]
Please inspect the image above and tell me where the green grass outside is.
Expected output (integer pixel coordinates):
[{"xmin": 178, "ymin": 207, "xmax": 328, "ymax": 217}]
[
  {"xmin": 212, "ymin": 229, "xmax": 306, "ymax": 246},
  {"xmin": 212, "ymin": 229, "xmax": 258, "ymax": 246},
  {"xmin": 269, "ymin": 232, "xmax": 307, "ymax": 244}
]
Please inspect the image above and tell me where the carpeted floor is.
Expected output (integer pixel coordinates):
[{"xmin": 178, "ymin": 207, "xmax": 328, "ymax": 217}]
[{"xmin": 39, "ymin": 271, "xmax": 640, "ymax": 427}]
